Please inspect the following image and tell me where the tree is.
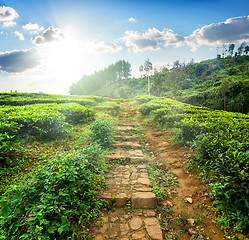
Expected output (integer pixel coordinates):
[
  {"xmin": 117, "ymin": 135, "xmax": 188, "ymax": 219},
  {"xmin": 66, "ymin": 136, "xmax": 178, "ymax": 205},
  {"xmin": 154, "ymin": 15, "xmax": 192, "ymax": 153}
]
[
  {"xmin": 238, "ymin": 42, "xmax": 246, "ymax": 55},
  {"xmin": 228, "ymin": 43, "xmax": 235, "ymax": 56},
  {"xmin": 220, "ymin": 78, "xmax": 230, "ymax": 111},
  {"xmin": 168, "ymin": 68, "xmax": 186, "ymax": 98},
  {"xmin": 69, "ymin": 60, "xmax": 131, "ymax": 95},
  {"xmin": 222, "ymin": 44, "xmax": 228, "ymax": 58},
  {"xmin": 173, "ymin": 60, "xmax": 180, "ymax": 68},
  {"xmin": 152, "ymin": 71, "xmax": 163, "ymax": 96},
  {"xmin": 139, "ymin": 59, "xmax": 153, "ymax": 95},
  {"xmin": 244, "ymin": 45, "xmax": 249, "ymax": 55}
]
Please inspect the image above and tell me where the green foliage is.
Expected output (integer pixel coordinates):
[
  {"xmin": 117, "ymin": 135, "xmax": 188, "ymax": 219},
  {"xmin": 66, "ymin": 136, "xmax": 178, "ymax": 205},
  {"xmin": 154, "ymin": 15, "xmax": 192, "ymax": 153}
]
[
  {"xmin": 0, "ymin": 92, "xmax": 103, "ymax": 106},
  {"xmin": 146, "ymin": 162, "xmax": 173, "ymax": 202},
  {"xmin": 0, "ymin": 144, "xmax": 106, "ymax": 239},
  {"xmin": 0, "ymin": 133, "xmax": 17, "ymax": 167},
  {"xmin": 86, "ymin": 56, "xmax": 249, "ymax": 114},
  {"xmin": 0, "ymin": 103, "xmax": 96, "ymax": 167},
  {"xmin": 0, "ymin": 121, "xmax": 113, "ymax": 239},
  {"xmin": 89, "ymin": 120, "xmax": 114, "ymax": 148},
  {"xmin": 69, "ymin": 60, "xmax": 131, "ymax": 95},
  {"xmin": 0, "ymin": 121, "xmax": 20, "ymax": 166},
  {"xmin": 0, "ymin": 103, "xmax": 95, "ymax": 139},
  {"xmin": 138, "ymin": 96, "xmax": 249, "ymax": 231},
  {"xmin": 59, "ymin": 103, "xmax": 96, "ymax": 124}
]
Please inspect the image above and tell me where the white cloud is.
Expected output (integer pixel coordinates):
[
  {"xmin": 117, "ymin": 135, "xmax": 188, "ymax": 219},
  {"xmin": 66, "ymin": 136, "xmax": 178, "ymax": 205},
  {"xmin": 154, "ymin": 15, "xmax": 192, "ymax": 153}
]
[
  {"xmin": 85, "ymin": 41, "xmax": 122, "ymax": 54},
  {"xmin": 14, "ymin": 31, "xmax": 25, "ymax": 41},
  {"xmin": 186, "ymin": 15, "xmax": 249, "ymax": 48},
  {"xmin": 122, "ymin": 28, "xmax": 185, "ymax": 52},
  {"xmin": 0, "ymin": 6, "xmax": 18, "ymax": 22},
  {"xmin": 22, "ymin": 22, "xmax": 44, "ymax": 33},
  {"xmin": 129, "ymin": 17, "xmax": 136, "ymax": 22},
  {"xmin": 0, "ymin": 48, "xmax": 41, "ymax": 73},
  {"xmin": 3, "ymin": 21, "xmax": 16, "ymax": 27},
  {"xmin": 122, "ymin": 15, "xmax": 249, "ymax": 52},
  {"xmin": 94, "ymin": 41, "xmax": 123, "ymax": 53},
  {"xmin": 33, "ymin": 26, "xmax": 64, "ymax": 45}
]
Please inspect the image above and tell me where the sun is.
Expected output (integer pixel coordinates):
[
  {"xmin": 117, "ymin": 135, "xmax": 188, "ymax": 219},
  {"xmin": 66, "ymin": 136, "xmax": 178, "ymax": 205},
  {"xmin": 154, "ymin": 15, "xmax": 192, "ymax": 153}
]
[{"xmin": 41, "ymin": 35, "xmax": 88, "ymax": 83}]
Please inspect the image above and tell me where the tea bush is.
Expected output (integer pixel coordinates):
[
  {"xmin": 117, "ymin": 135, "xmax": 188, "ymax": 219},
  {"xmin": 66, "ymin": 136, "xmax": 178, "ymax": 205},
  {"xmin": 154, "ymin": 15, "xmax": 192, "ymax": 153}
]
[
  {"xmin": 89, "ymin": 120, "xmax": 114, "ymax": 148},
  {"xmin": 59, "ymin": 103, "xmax": 96, "ymax": 124},
  {"xmin": 0, "ymin": 103, "xmax": 96, "ymax": 139},
  {"xmin": 138, "ymin": 96, "xmax": 249, "ymax": 231},
  {"xmin": 0, "ymin": 103, "xmax": 96, "ymax": 167},
  {"xmin": 0, "ymin": 121, "xmax": 113, "ymax": 239},
  {"xmin": 0, "ymin": 92, "xmax": 104, "ymax": 106}
]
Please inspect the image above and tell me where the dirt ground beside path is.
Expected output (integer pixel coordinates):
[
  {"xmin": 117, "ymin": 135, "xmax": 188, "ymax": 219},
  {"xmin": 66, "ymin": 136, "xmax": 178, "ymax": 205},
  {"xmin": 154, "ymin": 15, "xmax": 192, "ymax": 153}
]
[{"xmin": 137, "ymin": 116, "xmax": 226, "ymax": 239}]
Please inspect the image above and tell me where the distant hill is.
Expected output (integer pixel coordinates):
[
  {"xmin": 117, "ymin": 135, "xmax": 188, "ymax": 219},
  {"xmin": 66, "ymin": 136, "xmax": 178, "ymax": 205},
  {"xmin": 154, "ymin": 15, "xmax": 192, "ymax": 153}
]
[{"xmin": 70, "ymin": 55, "xmax": 249, "ymax": 114}]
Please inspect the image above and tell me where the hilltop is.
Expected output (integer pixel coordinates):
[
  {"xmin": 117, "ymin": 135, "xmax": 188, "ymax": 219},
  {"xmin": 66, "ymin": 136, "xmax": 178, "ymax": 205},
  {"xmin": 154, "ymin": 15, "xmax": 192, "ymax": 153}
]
[{"xmin": 70, "ymin": 55, "xmax": 249, "ymax": 114}]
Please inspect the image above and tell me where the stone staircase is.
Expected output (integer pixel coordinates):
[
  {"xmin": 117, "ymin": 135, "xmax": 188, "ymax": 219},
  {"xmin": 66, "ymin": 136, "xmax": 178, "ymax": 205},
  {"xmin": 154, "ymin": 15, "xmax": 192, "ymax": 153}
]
[{"xmin": 92, "ymin": 106, "xmax": 163, "ymax": 240}]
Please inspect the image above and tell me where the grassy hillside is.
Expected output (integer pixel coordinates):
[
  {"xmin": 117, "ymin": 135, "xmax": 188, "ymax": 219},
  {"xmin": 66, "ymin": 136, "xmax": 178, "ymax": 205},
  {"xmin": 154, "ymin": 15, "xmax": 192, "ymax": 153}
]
[
  {"xmin": 137, "ymin": 95, "xmax": 249, "ymax": 234},
  {"xmin": 0, "ymin": 93, "xmax": 119, "ymax": 239},
  {"xmin": 87, "ymin": 55, "xmax": 249, "ymax": 114}
]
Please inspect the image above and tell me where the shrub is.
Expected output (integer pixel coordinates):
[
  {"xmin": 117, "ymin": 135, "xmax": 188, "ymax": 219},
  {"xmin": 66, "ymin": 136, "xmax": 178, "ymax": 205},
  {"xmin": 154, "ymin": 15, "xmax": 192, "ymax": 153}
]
[
  {"xmin": 89, "ymin": 120, "xmax": 114, "ymax": 148},
  {"xmin": 0, "ymin": 116, "xmax": 114, "ymax": 239},
  {"xmin": 59, "ymin": 103, "xmax": 96, "ymax": 124},
  {"xmin": 0, "ymin": 143, "xmax": 107, "ymax": 239}
]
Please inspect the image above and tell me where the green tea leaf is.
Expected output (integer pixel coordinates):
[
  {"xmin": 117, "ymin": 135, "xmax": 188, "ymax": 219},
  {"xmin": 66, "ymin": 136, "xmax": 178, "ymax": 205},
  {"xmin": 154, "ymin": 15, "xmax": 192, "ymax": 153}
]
[
  {"xmin": 15, "ymin": 191, "xmax": 22, "ymax": 202},
  {"xmin": 1, "ymin": 201, "xmax": 9, "ymax": 218}
]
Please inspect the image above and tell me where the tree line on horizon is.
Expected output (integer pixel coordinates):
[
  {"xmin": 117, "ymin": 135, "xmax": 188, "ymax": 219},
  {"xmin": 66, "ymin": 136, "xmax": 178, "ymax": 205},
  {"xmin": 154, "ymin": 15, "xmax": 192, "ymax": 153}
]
[
  {"xmin": 217, "ymin": 42, "xmax": 249, "ymax": 58},
  {"xmin": 69, "ymin": 60, "xmax": 131, "ymax": 95},
  {"xmin": 69, "ymin": 45, "xmax": 249, "ymax": 114}
]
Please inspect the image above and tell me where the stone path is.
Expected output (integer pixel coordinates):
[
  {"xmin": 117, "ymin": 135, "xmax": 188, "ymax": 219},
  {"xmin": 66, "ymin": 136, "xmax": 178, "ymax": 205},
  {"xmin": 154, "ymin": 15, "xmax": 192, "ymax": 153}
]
[{"xmin": 91, "ymin": 105, "xmax": 163, "ymax": 240}]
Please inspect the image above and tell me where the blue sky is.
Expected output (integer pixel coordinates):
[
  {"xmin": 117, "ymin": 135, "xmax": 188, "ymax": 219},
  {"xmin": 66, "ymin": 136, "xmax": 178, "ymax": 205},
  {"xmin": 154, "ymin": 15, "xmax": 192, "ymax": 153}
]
[{"xmin": 0, "ymin": 0, "xmax": 249, "ymax": 94}]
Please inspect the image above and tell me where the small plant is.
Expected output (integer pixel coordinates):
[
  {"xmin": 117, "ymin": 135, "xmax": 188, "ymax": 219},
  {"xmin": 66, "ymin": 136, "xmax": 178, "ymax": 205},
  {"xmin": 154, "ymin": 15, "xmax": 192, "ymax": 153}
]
[
  {"xmin": 90, "ymin": 120, "xmax": 114, "ymax": 148},
  {"xmin": 126, "ymin": 199, "xmax": 132, "ymax": 210},
  {"xmin": 146, "ymin": 162, "xmax": 170, "ymax": 202},
  {"xmin": 111, "ymin": 196, "xmax": 116, "ymax": 206}
]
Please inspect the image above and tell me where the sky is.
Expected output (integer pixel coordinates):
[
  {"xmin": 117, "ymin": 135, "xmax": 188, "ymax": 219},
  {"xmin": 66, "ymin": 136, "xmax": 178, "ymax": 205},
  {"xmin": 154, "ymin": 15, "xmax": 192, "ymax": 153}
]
[{"xmin": 0, "ymin": 0, "xmax": 249, "ymax": 94}]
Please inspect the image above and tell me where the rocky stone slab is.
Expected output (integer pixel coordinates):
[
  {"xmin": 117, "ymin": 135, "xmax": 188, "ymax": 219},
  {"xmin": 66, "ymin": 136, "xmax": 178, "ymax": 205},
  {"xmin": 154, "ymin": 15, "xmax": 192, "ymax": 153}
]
[
  {"xmin": 129, "ymin": 149, "xmax": 144, "ymax": 157},
  {"xmin": 144, "ymin": 218, "xmax": 163, "ymax": 240},
  {"xmin": 137, "ymin": 164, "xmax": 147, "ymax": 169},
  {"xmin": 132, "ymin": 192, "xmax": 157, "ymax": 209},
  {"xmin": 91, "ymin": 208, "xmax": 162, "ymax": 240},
  {"xmin": 130, "ymin": 156, "xmax": 146, "ymax": 163},
  {"xmin": 129, "ymin": 217, "xmax": 143, "ymax": 230},
  {"xmin": 116, "ymin": 193, "xmax": 128, "ymax": 207},
  {"xmin": 114, "ymin": 142, "xmax": 142, "ymax": 150},
  {"xmin": 137, "ymin": 177, "xmax": 152, "ymax": 186},
  {"xmin": 114, "ymin": 135, "xmax": 140, "ymax": 141}
]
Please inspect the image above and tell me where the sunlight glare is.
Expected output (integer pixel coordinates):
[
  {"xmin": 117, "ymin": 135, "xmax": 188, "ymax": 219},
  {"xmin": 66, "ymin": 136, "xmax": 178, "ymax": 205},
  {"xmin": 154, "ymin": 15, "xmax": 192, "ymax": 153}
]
[{"xmin": 42, "ymin": 35, "xmax": 88, "ymax": 83}]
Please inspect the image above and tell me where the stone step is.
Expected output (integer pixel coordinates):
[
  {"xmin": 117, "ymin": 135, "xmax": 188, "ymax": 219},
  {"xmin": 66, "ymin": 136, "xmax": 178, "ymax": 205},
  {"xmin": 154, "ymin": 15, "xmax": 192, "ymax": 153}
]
[
  {"xmin": 117, "ymin": 123, "xmax": 135, "ymax": 127},
  {"xmin": 114, "ymin": 135, "xmax": 140, "ymax": 141},
  {"xmin": 97, "ymin": 164, "xmax": 156, "ymax": 209},
  {"xmin": 129, "ymin": 149, "xmax": 144, "ymax": 157},
  {"xmin": 98, "ymin": 191, "xmax": 156, "ymax": 209},
  {"xmin": 132, "ymin": 192, "xmax": 157, "ymax": 209},
  {"xmin": 130, "ymin": 156, "xmax": 147, "ymax": 163},
  {"xmin": 93, "ymin": 208, "xmax": 163, "ymax": 240},
  {"xmin": 106, "ymin": 156, "xmax": 146, "ymax": 164},
  {"xmin": 113, "ymin": 142, "xmax": 142, "ymax": 150},
  {"xmin": 117, "ymin": 126, "xmax": 136, "ymax": 131},
  {"xmin": 106, "ymin": 149, "xmax": 146, "ymax": 164}
]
